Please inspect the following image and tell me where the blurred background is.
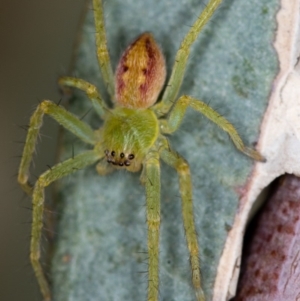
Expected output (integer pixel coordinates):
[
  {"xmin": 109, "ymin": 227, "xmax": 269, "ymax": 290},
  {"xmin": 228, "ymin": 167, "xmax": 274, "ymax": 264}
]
[{"xmin": 0, "ymin": 1, "xmax": 85, "ymax": 300}]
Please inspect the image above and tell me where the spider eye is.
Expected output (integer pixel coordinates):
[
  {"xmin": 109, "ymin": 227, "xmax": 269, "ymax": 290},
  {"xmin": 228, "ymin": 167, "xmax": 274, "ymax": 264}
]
[
  {"xmin": 124, "ymin": 160, "xmax": 130, "ymax": 166},
  {"xmin": 120, "ymin": 153, "xmax": 125, "ymax": 158},
  {"xmin": 128, "ymin": 154, "xmax": 134, "ymax": 160},
  {"xmin": 111, "ymin": 151, "xmax": 115, "ymax": 156}
]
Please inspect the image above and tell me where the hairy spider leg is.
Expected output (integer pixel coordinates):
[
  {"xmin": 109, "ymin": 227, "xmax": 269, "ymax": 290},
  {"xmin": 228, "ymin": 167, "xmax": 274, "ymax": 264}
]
[
  {"xmin": 93, "ymin": 0, "xmax": 115, "ymax": 98},
  {"xmin": 18, "ymin": 100, "xmax": 96, "ymax": 195},
  {"xmin": 145, "ymin": 149, "xmax": 161, "ymax": 301},
  {"xmin": 59, "ymin": 0, "xmax": 116, "ymax": 111},
  {"xmin": 17, "ymin": 97, "xmax": 103, "ymax": 301},
  {"xmin": 58, "ymin": 77, "xmax": 109, "ymax": 119},
  {"xmin": 160, "ymin": 95, "xmax": 265, "ymax": 162},
  {"xmin": 153, "ymin": 0, "xmax": 222, "ymax": 117},
  {"xmin": 30, "ymin": 150, "xmax": 101, "ymax": 301},
  {"xmin": 159, "ymin": 138, "xmax": 204, "ymax": 301}
]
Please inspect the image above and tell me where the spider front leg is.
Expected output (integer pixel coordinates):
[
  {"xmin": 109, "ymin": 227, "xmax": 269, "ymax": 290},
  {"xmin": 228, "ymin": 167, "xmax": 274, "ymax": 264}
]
[
  {"xmin": 144, "ymin": 150, "xmax": 161, "ymax": 301},
  {"xmin": 58, "ymin": 77, "xmax": 109, "ymax": 119},
  {"xmin": 93, "ymin": 0, "xmax": 115, "ymax": 98},
  {"xmin": 30, "ymin": 150, "xmax": 101, "ymax": 301},
  {"xmin": 159, "ymin": 139, "xmax": 204, "ymax": 301},
  {"xmin": 18, "ymin": 100, "xmax": 96, "ymax": 195},
  {"xmin": 160, "ymin": 95, "xmax": 265, "ymax": 161},
  {"xmin": 154, "ymin": 0, "xmax": 222, "ymax": 116}
]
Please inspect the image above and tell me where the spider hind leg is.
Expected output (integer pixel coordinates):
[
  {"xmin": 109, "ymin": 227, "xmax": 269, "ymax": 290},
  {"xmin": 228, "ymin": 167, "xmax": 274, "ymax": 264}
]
[
  {"xmin": 160, "ymin": 141, "xmax": 205, "ymax": 301},
  {"xmin": 30, "ymin": 151, "xmax": 101, "ymax": 301},
  {"xmin": 144, "ymin": 149, "xmax": 161, "ymax": 301}
]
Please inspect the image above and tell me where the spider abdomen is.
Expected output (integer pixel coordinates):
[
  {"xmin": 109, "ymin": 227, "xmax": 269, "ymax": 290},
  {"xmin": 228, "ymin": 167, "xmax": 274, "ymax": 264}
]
[
  {"xmin": 101, "ymin": 107, "xmax": 159, "ymax": 171},
  {"xmin": 115, "ymin": 33, "xmax": 166, "ymax": 109}
]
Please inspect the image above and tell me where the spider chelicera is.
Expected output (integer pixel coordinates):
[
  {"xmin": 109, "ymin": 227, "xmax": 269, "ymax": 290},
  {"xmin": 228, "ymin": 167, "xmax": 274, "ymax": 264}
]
[{"xmin": 18, "ymin": 0, "xmax": 264, "ymax": 300}]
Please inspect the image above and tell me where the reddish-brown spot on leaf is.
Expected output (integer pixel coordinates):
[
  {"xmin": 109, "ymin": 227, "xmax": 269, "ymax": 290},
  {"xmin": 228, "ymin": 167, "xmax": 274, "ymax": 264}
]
[{"xmin": 233, "ymin": 174, "xmax": 300, "ymax": 301}]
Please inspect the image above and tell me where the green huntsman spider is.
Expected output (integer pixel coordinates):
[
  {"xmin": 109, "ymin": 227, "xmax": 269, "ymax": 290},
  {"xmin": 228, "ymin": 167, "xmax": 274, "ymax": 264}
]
[{"xmin": 18, "ymin": 0, "xmax": 265, "ymax": 300}]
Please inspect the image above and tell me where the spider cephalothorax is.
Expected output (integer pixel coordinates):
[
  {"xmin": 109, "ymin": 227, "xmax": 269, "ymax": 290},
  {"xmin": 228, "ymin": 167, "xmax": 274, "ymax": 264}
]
[
  {"xmin": 101, "ymin": 106, "xmax": 159, "ymax": 172},
  {"xmin": 17, "ymin": 0, "xmax": 264, "ymax": 301}
]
